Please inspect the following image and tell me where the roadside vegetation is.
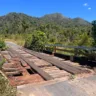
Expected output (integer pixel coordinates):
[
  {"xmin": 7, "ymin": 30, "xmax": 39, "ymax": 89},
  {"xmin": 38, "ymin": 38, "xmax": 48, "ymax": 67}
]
[
  {"xmin": 0, "ymin": 58, "xmax": 5, "ymax": 69},
  {"xmin": 0, "ymin": 13, "xmax": 96, "ymax": 53},
  {"xmin": 0, "ymin": 72, "xmax": 16, "ymax": 96},
  {"xmin": 0, "ymin": 40, "xmax": 16, "ymax": 96},
  {"xmin": 0, "ymin": 39, "xmax": 6, "ymax": 50},
  {"xmin": 0, "ymin": 38, "xmax": 6, "ymax": 69},
  {"xmin": 0, "ymin": 60, "xmax": 16, "ymax": 96},
  {"xmin": 24, "ymin": 31, "xmax": 47, "ymax": 51},
  {"xmin": 0, "ymin": 13, "xmax": 96, "ymax": 96}
]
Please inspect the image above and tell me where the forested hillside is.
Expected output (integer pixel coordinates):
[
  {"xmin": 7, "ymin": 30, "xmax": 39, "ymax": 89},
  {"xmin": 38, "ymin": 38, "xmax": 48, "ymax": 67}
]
[
  {"xmin": 0, "ymin": 12, "xmax": 94, "ymax": 49},
  {"xmin": 0, "ymin": 12, "xmax": 91, "ymax": 33}
]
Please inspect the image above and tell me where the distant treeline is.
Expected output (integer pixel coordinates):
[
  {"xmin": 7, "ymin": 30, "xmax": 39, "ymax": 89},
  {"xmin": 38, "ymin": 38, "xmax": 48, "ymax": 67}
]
[{"xmin": 0, "ymin": 12, "xmax": 96, "ymax": 50}]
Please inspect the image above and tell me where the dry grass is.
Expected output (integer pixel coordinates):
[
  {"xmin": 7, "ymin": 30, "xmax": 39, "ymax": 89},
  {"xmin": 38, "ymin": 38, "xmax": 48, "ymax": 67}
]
[
  {"xmin": 0, "ymin": 71, "xmax": 17, "ymax": 96},
  {"xmin": 5, "ymin": 39, "xmax": 25, "ymax": 46}
]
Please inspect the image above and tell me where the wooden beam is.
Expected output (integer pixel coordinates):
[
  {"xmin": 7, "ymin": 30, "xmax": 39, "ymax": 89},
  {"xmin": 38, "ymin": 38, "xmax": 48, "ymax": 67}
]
[
  {"xmin": 2, "ymin": 68, "xmax": 20, "ymax": 72},
  {"xmin": 8, "ymin": 48, "xmax": 53, "ymax": 80},
  {"xmin": 6, "ymin": 71, "xmax": 21, "ymax": 76},
  {"xmin": 23, "ymin": 48, "xmax": 90, "ymax": 74}
]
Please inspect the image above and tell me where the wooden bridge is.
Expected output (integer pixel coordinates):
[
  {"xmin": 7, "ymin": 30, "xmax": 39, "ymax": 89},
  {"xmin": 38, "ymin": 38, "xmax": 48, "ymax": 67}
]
[{"xmin": 0, "ymin": 42, "xmax": 96, "ymax": 96}]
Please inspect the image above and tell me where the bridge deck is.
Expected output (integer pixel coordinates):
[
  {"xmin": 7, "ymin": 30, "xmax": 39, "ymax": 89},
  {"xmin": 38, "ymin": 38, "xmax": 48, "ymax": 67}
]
[
  {"xmin": 17, "ymin": 75, "xmax": 96, "ymax": 96},
  {"xmin": 23, "ymin": 48, "xmax": 90, "ymax": 74},
  {"xmin": 4, "ymin": 42, "xmax": 96, "ymax": 96}
]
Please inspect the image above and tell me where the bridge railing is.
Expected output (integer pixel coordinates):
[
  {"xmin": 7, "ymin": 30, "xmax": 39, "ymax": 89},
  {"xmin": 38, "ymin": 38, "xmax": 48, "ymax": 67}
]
[{"xmin": 44, "ymin": 44, "xmax": 96, "ymax": 61}]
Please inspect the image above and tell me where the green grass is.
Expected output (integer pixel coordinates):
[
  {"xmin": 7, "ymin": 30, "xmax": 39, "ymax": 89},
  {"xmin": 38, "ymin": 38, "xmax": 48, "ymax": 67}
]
[
  {"xmin": 0, "ymin": 72, "xmax": 16, "ymax": 96},
  {"xmin": 0, "ymin": 39, "xmax": 7, "ymax": 50},
  {"xmin": 0, "ymin": 59, "xmax": 6, "ymax": 69},
  {"xmin": 5, "ymin": 39, "xmax": 25, "ymax": 46}
]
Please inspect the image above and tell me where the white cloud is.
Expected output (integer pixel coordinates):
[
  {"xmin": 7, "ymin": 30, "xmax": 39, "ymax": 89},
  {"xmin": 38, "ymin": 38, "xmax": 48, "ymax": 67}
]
[
  {"xmin": 83, "ymin": 3, "xmax": 88, "ymax": 6},
  {"xmin": 88, "ymin": 7, "xmax": 91, "ymax": 10}
]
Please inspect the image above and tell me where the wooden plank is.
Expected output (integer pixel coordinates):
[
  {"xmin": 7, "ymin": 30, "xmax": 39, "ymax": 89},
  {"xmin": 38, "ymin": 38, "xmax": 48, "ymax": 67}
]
[
  {"xmin": 23, "ymin": 49, "xmax": 79, "ymax": 74},
  {"xmin": 20, "ymin": 59, "xmax": 28, "ymax": 67},
  {"xmin": 9, "ymin": 50, "xmax": 28, "ymax": 67},
  {"xmin": 8, "ymin": 48, "xmax": 53, "ymax": 80},
  {"xmin": 2, "ymin": 63, "xmax": 16, "ymax": 68},
  {"xmin": 2, "ymin": 67, "xmax": 20, "ymax": 72},
  {"xmin": 5, "ymin": 71, "xmax": 21, "ymax": 76},
  {"xmin": 8, "ymin": 51, "xmax": 16, "ymax": 58},
  {"xmin": 23, "ymin": 48, "xmax": 90, "ymax": 74}
]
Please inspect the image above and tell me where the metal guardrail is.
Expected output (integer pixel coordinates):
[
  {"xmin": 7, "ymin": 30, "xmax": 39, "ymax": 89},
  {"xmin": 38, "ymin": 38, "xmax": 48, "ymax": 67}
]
[
  {"xmin": 45, "ymin": 44, "xmax": 96, "ymax": 51},
  {"xmin": 45, "ymin": 44, "xmax": 96, "ymax": 61}
]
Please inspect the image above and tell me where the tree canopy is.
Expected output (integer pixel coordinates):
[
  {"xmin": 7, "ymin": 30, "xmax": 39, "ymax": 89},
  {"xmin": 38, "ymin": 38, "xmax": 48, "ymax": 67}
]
[{"xmin": 0, "ymin": 12, "xmax": 95, "ymax": 49}]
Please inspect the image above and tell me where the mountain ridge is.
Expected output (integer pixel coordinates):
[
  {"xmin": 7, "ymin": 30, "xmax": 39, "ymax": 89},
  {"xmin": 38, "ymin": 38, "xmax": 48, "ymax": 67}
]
[{"xmin": 0, "ymin": 12, "xmax": 92, "ymax": 34}]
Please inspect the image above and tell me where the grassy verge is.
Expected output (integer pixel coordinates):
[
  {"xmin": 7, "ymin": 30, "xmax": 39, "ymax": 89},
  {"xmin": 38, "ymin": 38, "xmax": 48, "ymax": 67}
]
[
  {"xmin": 0, "ymin": 56, "xmax": 16, "ymax": 96},
  {"xmin": 0, "ymin": 58, "xmax": 6, "ymax": 69},
  {"xmin": 0, "ymin": 71, "xmax": 17, "ymax": 96},
  {"xmin": 5, "ymin": 39, "xmax": 25, "ymax": 46},
  {"xmin": 0, "ymin": 39, "xmax": 7, "ymax": 51}
]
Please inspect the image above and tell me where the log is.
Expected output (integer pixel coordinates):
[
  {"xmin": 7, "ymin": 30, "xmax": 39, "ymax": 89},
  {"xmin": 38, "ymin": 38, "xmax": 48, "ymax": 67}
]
[
  {"xmin": 24, "ymin": 48, "xmax": 90, "ymax": 74},
  {"xmin": 2, "ymin": 67, "xmax": 20, "ymax": 72},
  {"xmin": 5, "ymin": 71, "xmax": 22, "ymax": 76},
  {"xmin": 2, "ymin": 63, "xmax": 15, "ymax": 68},
  {"xmin": 3, "ymin": 55, "xmax": 11, "ymax": 60},
  {"xmin": 20, "ymin": 59, "xmax": 28, "ymax": 67},
  {"xmin": 1, "ymin": 51, "xmax": 9, "ymax": 55},
  {"xmin": 8, "ymin": 48, "xmax": 53, "ymax": 80},
  {"xmin": 8, "ymin": 51, "xmax": 16, "ymax": 58},
  {"xmin": 8, "ymin": 51, "xmax": 18, "ymax": 58}
]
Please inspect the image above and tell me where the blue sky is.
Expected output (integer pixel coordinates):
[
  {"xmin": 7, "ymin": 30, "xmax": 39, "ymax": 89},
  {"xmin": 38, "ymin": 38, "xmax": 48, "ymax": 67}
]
[{"xmin": 0, "ymin": 0, "xmax": 95, "ymax": 22}]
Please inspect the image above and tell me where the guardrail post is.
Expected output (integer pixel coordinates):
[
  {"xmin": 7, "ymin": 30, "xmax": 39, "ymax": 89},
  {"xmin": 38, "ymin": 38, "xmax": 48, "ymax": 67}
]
[
  {"xmin": 52, "ymin": 46, "xmax": 56, "ymax": 56},
  {"xmin": 70, "ymin": 48, "xmax": 77, "ymax": 62},
  {"xmin": 74, "ymin": 48, "xmax": 78, "ymax": 56},
  {"xmin": 70, "ymin": 55, "xmax": 74, "ymax": 61},
  {"xmin": 44, "ymin": 45, "xmax": 46, "ymax": 51}
]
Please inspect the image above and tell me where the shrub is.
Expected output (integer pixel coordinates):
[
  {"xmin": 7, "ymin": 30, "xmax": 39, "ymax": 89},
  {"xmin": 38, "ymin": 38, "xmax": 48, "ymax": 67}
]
[
  {"xmin": 30, "ymin": 31, "xmax": 47, "ymax": 51},
  {"xmin": 24, "ymin": 31, "xmax": 47, "ymax": 51},
  {"xmin": 0, "ymin": 73, "xmax": 16, "ymax": 96},
  {"xmin": 0, "ymin": 39, "xmax": 6, "ymax": 50},
  {"xmin": 0, "ymin": 59, "xmax": 6, "ymax": 69},
  {"xmin": 24, "ymin": 34, "xmax": 32, "ymax": 48}
]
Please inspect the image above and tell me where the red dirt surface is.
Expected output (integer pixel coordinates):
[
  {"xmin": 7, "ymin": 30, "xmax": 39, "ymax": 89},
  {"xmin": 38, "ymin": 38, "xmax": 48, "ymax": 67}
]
[
  {"xmin": 2, "ymin": 55, "xmax": 44, "ymax": 86},
  {"xmin": 9, "ymin": 74, "xmax": 44, "ymax": 86}
]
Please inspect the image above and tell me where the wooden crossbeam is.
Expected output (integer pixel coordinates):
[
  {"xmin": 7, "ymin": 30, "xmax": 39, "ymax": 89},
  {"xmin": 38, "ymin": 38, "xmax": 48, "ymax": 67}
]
[
  {"xmin": 23, "ymin": 48, "xmax": 90, "ymax": 74},
  {"xmin": 8, "ymin": 48, "xmax": 53, "ymax": 80}
]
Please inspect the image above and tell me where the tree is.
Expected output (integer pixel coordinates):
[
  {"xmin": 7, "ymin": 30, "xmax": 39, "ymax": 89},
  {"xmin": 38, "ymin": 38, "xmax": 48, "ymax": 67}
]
[
  {"xmin": 92, "ymin": 20, "xmax": 96, "ymax": 46},
  {"xmin": 24, "ymin": 34, "xmax": 32, "ymax": 48},
  {"xmin": 30, "ymin": 31, "xmax": 47, "ymax": 51}
]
